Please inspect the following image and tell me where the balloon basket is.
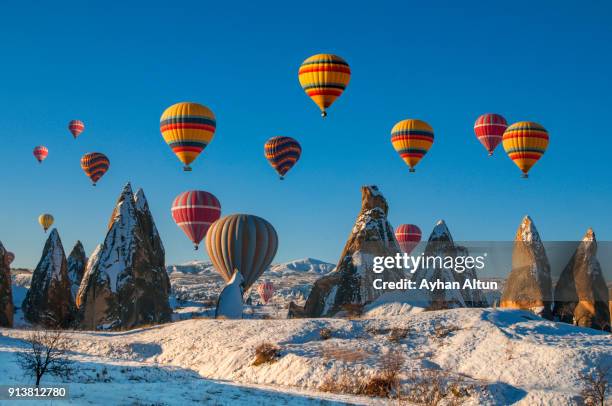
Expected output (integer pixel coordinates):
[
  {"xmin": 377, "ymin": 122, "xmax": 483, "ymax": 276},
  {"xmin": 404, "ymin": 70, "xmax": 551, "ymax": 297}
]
[
  {"xmin": 521, "ymin": 173, "xmax": 529, "ymax": 179},
  {"xmin": 488, "ymin": 152, "xmax": 493, "ymax": 157},
  {"xmin": 194, "ymin": 245, "xmax": 199, "ymax": 250},
  {"xmin": 184, "ymin": 166, "xmax": 192, "ymax": 172},
  {"xmin": 279, "ymin": 176, "xmax": 284, "ymax": 181},
  {"xmin": 321, "ymin": 111, "xmax": 327, "ymax": 118},
  {"xmin": 409, "ymin": 168, "xmax": 416, "ymax": 173}
]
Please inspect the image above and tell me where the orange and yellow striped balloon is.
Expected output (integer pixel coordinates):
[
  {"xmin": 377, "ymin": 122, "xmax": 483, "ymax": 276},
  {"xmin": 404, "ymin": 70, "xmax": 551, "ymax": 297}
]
[
  {"xmin": 160, "ymin": 102, "xmax": 216, "ymax": 171},
  {"xmin": 298, "ymin": 54, "xmax": 351, "ymax": 117},
  {"xmin": 38, "ymin": 213, "xmax": 54, "ymax": 233},
  {"xmin": 502, "ymin": 121, "xmax": 549, "ymax": 178},
  {"xmin": 390, "ymin": 119, "xmax": 434, "ymax": 172}
]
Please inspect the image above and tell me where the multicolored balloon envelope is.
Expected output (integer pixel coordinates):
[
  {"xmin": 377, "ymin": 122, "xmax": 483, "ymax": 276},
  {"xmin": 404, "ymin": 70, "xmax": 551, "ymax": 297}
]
[
  {"xmin": 264, "ymin": 136, "xmax": 302, "ymax": 179},
  {"xmin": 38, "ymin": 213, "xmax": 54, "ymax": 233},
  {"xmin": 80, "ymin": 152, "xmax": 110, "ymax": 186},
  {"xmin": 33, "ymin": 146, "xmax": 48, "ymax": 163},
  {"xmin": 395, "ymin": 224, "xmax": 422, "ymax": 254},
  {"xmin": 205, "ymin": 214, "xmax": 278, "ymax": 291},
  {"xmin": 257, "ymin": 281, "xmax": 275, "ymax": 304},
  {"xmin": 474, "ymin": 113, "xmax": 508, "ymax": 156},
  {"xmin": 160, "ymin": 102, "xmax": 216, "ymax": 171},
  {"xmin": 298, "ymin": 54, "xmax": 351, "ymax": 117},
  {"xmin": 391, "ymin": 119, "xmax": 434, "ymax": 172},
  {"xmin": 68, "ymin": 120, "xmax": 85, "ymax": 139},
  {"xmin": 171, "ymin": 190, "xmax": 221, "ymax": 250},
  {"xmin": 502, "ymin": 121, "xmax": 549, "ymax": 178}
]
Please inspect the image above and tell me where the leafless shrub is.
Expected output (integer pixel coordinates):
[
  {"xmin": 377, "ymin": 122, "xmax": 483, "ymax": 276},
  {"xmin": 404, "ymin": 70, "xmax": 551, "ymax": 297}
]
[
  {"xmin": 578, "ymin": 363, "xmax": 610, "ymax": 406},
  {"xmin": 403, "ymin": 370, "xmax": 476, "ymax": 405},
  {"xmin": 433, "ymin": 324, "xmax": 460, "ymax": 339},
  {"xmin": 321, "ymin": 345, "xmax": 371, "ymax": 363},
  {"xmin": 388, "ymin": 327, "xmax": 409, "ymax": 343},
  {"xmin": 319, "ymin": 371, "xmax": 363, "ymax": 394},
  {"xmin": 252, "ymin": 342, "xmax": 281, "ymax": 366},
  {"xmin": 16, "ymin": 329, "xmax": 74, "ymax": 386},
  {"xmin": 319, "ymin": 327, "xmax": 332, "ymax": 340},
  {"xmin": 425, "ymin": 301, "xmax": 450, "ymax": 311}
]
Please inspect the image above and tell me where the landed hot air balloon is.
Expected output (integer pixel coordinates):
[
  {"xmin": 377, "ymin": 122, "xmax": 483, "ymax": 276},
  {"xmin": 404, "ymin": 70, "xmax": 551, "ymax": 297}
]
[
  {"xmin": 33, "ymin": 146, "xmax": 48, "ymax": 163},
  {"xmin": 474, "ymin": 113, "xmax": 508, "ymax": 156},
  {"xmin": 395, "ymin": 224, "xmax": 422, "ymax": 255},
  {"xmin": 502, "ymin": 121, "xmax": 549, "ymax": 178},
  {"xmin": 298, "ymin": 54, "xmax": 351, "ymax": 118},
  {"xmin": 68, "ymin": 120, "xmax": 85, "ymax": 139},
  {"xmin": 205, "ymin": 214, "xmax": 278, "ymax": 291},
  {"xmin": 171, "ymin": 190, "xmax": 221, "ymax": 250},
  {"xmin": 80, "ymin": 152, "xmax": 110, "ymax": 186},
  {"xmin": 257, "ymin": 281, "xmax": 275, "ymax": 304},
  {"xmin": 391, "ymin": 119, "xmax": 434, "ymax": 172},
  {"xmin": 264, "ymin": 136, "xmax": 302, "ymax": 179},
  {"xmin": 38, "ymin": 214, "xmax": 54, "ymax": 233},
  {"xmin": 160, "ymin": 102, "xmax": 216, "ymax": 171}
]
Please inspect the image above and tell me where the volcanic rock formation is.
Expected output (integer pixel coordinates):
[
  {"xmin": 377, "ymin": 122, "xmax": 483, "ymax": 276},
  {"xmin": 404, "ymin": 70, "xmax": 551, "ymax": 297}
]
[
  {"xmin": 67, "ymin": 241, "xmax": 87, "ymax": 300},
  {"xmin": 500, "ymin": 216, "xmax": 553, "ymax": 319},
  {"xmin": 22, "ymin": 229, "xmax": 76, "ymax": 327},
  {"xmin": 552, "ymin": 228, "xmax": 610, "ymax": 331},
  {"xmin": 0, "ymin": 241, "xmax": 14, "ymax": 327}
]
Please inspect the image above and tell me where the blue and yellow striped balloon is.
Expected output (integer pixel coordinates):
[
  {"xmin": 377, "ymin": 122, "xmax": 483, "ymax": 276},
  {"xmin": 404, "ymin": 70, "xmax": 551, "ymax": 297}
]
[
  {"xmin": 264, "ymin": 136, "xmax": 302, "ymax": 179},
  {"xmin": 391, "ymin": 119, "xmax": 434, "ymax": 172}
]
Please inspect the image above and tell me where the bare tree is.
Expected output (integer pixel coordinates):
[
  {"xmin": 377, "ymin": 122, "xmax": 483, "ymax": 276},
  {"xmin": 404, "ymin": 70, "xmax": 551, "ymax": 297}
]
[
  {"xmin": 16, "ymin": 329, "xmax": 73, "ymax": 386},
  {"xmin": 579, "ymin": 363, "xmax": 610, "ymax": 406}
]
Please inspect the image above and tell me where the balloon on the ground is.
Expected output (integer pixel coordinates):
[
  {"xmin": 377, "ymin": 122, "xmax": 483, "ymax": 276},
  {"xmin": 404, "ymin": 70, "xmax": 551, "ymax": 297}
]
[
  {"xmin": 257, "ymin": 281, "xmax": 275, "ymax": 304},
  {"xmin": 298, "ymin": 54, "xmax": 351, "ymax": 118},
  {"xmin": 502, "ymin": 121, "xmax": 549, "ymax": 178},
  {"xmin": 171, "ymin": 190, "xmax": 221, "ymax": 250},
  {"xmin": 68, "ymin": 120, "xmax": 85, "ymax": 139},
  {"xmin": 160, "ymin": 102, "xmax": 216, "ymax": 171},
  {"xmin": 395, "ymin": 224, "xmax": 422, "ymax": 254},
  {"xmin": 80, "ymin": 152, "xmax": 110, "ymax": 186},
  {"xmin": 33, "ymin": 146, "xmax": 48, "ymax": 163},
  {"xmin": 38, "ymin": 214, "xmax": 54, "ymax": 232},
  {"xmin": 391, "ymin": 119, "xmax": 434, "ymax": 172},
  {"xmin": 205, "ymin": 214, "xmax": 278, "ymax": 291},
  {"xmin": 474, "ymin": 113, "xmax": 508, "ymax": 156},
  {"xmin": 264, "ymin": 136, "xmax": 302, "ymax": 179}
]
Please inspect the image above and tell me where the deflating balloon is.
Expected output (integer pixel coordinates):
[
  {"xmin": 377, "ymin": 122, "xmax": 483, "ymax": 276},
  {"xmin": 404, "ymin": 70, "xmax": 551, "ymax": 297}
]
[
  {"xmin": 33, "ymin": 146, "xmax": 48, "ymax": 163},
  {"xmin": 395, "ymin": 224, "xmax": 422, "ymax": 255},
  {"xmin": 38, "ymin": 214, "xmax": 54, "ymax": 233},
  {"xmin": 160, "ymin": 102, "xmax": 216, "ymax": 171},
  {"xmin": 68, "ymin": 120, "xmax": 85, "ymax": 139},
  {"xmin": 257, "ymin": 281, "xmax": 274, "ymax": 304},
  {"xmin": 171, "ymin": 190, "xmax": 221, "ymax": 250},
  {"xmin": 80, "ymin": 152, "xmax": 110, "ymax": 186},
  {"xmin": 474, "ymin": 113, "xmax": 508, "ymax": 156},
  {"xmin": 264, "ymin": 136, "xmax": 302, "ymax": 179},
  {"xmin": 298, "ymin": 54, "xmax": 351, "ymax": 117},
  {"xmin": 391, "ymin": 119, "xmax": 434, "ymax": 172},
  {"xmin": 205, "ymin": 214, "xmax": 278, "ymax": 291},
  {"xmin": 502, "ymin": 121, "xmax": 549, "ymax": 178}
]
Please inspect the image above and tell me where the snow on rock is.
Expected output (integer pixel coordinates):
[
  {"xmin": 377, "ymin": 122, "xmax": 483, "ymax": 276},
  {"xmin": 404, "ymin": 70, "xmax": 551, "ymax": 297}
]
[
  {"xmin": 67, "ymin": 240, "xmax": 87, "ymax": 300},
  {"xmin": 0, "ymin": 241, "xmax": 14, "ymax": 327},
  {"xmin": 215, "ymin": 271, "xmax": 245, "ymax": 319},
  {"xmin": 268, "ymin": 258, "xmax": 335, "ymax": 275},
  {"xmin": 21, "ymin": 229, "xmax": 75, "ymax": 327}
]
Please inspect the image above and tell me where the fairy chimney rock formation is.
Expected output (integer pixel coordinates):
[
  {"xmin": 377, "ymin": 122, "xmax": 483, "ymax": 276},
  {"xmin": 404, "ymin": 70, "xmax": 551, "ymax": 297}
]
[
  {"xmin": 76, "ymin": 183, "xmax": 171, "ymax": 330},
  {"xmin": 22, "ymin": 229, "xmax": 76, "ymax": 327},
  {"xmin": 290, "ymin": 185, "xmax": 406, "ymax": 317},
  {"xmin": 67, "ymin": 241, "xmax": 87, "ymax": 300},
  {"xmin": 0, "ymin": 241, "xmax": 14, "ymax": 327},
  {"xmin": 553, "ymin": 228, "xmax": 610, "ymax": 331},
  {"xmin": 500, "ymin": 216, "xmax": 553, "ymax": 319}
]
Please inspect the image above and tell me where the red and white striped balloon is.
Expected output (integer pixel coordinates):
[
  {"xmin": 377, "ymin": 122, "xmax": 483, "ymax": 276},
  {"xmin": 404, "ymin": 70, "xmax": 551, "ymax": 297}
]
[
  {"xmin": 257, "ymin": 281, "xmax": 275, "ymax": 304},
  {"xmin": 171, "ymin": 190, "xmax": 221, "ymax": 250},
  {"xmin": 33, "ymin": 146, "xmax": 48, "ymax": 163},
  {"xmin": 474, "ymin": 113, "xmax": 508, "ymax": 156},
  {"xmin": 68, "ymin": 119, "xmax": 85, "ymax": 139},
  {"xmin": 395, "ymin": 224, "xmax": 422, "ymax": 254}
]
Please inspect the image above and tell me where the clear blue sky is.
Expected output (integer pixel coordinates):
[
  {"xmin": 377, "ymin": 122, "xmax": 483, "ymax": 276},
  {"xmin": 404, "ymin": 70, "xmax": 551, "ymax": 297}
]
[{"xmin": 2, "ymin": 1, "xmax": 611, "ymax": 269}]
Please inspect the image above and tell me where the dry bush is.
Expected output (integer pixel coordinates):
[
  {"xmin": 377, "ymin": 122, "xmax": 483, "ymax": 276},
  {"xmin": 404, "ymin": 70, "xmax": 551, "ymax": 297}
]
[
  {"xmin": 388, "ymin": 327, "xmax": 409, "ymax": 343},
  {"xmin": 433, "ymin": 324, "xmax": 460, "ymax": 339},
  {"xmin": 579, "ymin": 363, "xmax": 610, "ymax": 406},
  {"xmin": 339, "ymin": 304, "xmax": 363, "ymax": 319},
  {"xmin": 403, "ymin": 370, "xmax": 476, "ymax": 405},
  {"xmin": 425, "ymin": 301, "xmax": 451, "ymax": 311},
  {"xmin": 321, "ymin": 345, "xmax": 371, "ymax": 363},
  {"xmin": 319, "ymin": 327, "xmax": 332, "ymax": 340},
  {"xmin": 252, "ymin": 342, "xmax": 281, "ymax": 366}
]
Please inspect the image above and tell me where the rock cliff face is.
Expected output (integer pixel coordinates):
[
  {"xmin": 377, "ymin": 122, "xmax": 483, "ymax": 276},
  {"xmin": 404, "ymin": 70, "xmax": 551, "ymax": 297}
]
[
  {"xmin": 22, "ymin": 229, "xmax": 76, "ymax": 327},
  {"xmin": 290, "ymin": 185, "xmax": 406, "ymax": 317},
  {"xmin": 500, "ymin": 216, "xmax": 553, "ymax": 319},
  {"xmin": 76, "ymin": 183, "xmax": 171, "ymax": 330},
  {"xmin": 552, "ymin": 229, "xmax": 610, "ymax": 331},
  {"xmin": 410, "ymin": 220, "xmax": 487, "ymax": 309},
  {"xmin": 0, "ymin": 241, "xmax": 14, "ymax": 327},
  {"xmin": 67, "ymin": 241, "xmax": 87, "ymax": 300}
]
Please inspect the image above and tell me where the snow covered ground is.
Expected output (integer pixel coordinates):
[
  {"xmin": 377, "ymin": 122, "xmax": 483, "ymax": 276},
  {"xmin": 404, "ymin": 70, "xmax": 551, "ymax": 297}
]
[{"xmin": 1, "ymin": 308, "xmax": 609, "ymax": 405}]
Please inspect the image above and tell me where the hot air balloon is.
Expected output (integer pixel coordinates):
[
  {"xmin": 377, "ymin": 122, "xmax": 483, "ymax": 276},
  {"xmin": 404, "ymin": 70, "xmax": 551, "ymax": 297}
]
[
  {"xmin": 68, "ymin": 120, "xmax": 85, "ymax": 139},
  {"xmin": 80, "ymin": 152, "xmax": 110, "ymax": 186},
  {"xmin": 264, "ymin": 136, "xmax": 302, "ymax": 180},
  {"xmin": 33, "ymin": 146, "xmax": 48, "ymax": 163},
  {"xmin": 474, "ymin": 113, "xmax": 508, "ymax": 156},
  {"xmin": 257, "ymin": 281, "xmax": 275, "ymax": 304},
  {"xmin": 171, "ymin": 190, "xmax": 221, "ymax": 250},
  {"xmin": 502, "ymin": 121, "xmax": 549, "ymax": 178},
  {"xmin": 391, "ymin": 119, "xmax": 434, "ymax": 172},
  {"xmin": 205, "ymin": 214, "xmax": 278, "ymax": 291},
  {"xmin": 160, "ymin": 102, "xmax": 216, "ymax": 171},
  {"xmin": 298, "ymin": 54, "xmax": 351, "ymax": 118},
  {"xmin": 4, "ymin": 251, "xmax": 15, "ymax": 267},
  {"xmin": 38, "ymin": 214, "xmax": 54, "ymax": 233},
  {"xmin": 395, "ymin": 224, "xmax": 422, "ymax": 255}
]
